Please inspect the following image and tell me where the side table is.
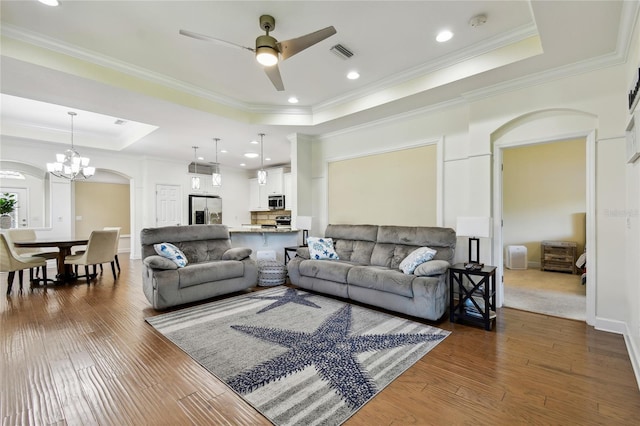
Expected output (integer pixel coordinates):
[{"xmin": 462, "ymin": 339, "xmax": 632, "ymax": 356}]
[
  {"xmin": 449, "ymin": 263, "xmax": 497, "ymax": 331},
  {"xmin": 284, "ymin": 246, "xmax": 302, "ymax": 265}
]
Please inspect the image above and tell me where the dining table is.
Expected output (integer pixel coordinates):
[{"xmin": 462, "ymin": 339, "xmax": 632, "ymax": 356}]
[{"xmin": 13, "ymin": 238, "xmax": 89, "ymax": 284}]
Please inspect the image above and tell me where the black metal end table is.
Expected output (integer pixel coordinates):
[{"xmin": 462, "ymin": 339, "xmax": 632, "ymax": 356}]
[{"xmin": 449, "ymin": 263, "xmax": 497, "ymax": 331}]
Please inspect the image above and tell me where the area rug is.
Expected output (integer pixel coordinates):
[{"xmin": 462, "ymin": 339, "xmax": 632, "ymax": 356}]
[
  {"xmin": 146, "ymin": 286, "xmax": 449, "ymax": 426},
  {"xmin": 503, "ymin": 286, "xmax": 586, "ymax": 321}
]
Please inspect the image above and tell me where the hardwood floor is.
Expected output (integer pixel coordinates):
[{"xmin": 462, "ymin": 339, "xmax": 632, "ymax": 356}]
[{"xmin": 2, "ymin": 256, "xmax": 639, "ymax": 425}]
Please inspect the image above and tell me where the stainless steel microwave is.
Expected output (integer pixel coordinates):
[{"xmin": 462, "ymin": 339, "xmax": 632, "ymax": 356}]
[{"xmin": 268, "ymin": 195, "xmax": 285, "ymax": 210}]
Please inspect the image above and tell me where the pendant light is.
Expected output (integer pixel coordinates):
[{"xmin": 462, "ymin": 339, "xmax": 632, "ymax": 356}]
[
  {"xmin": 212, "ymin": 138, "xmax": 222, "ymax": 187},
  {"xmin": 191, "ymin": 146, "xmax": 201, "ymax": 190},
  {"xmin": 46, "ymin": 112, "xmax": 95, "ymax": 180},
  {"xmin": 257, "ymin": 133, "xmax": 267, "ymax": 186}
]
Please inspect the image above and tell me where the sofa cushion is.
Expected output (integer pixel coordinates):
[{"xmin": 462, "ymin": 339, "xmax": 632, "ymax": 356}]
[
  {"xmin": 399, "ymin": 247, "xmax": 437, "ymax": 274},
  {"xmin": 144, "ymin": 255, "xmax": 178, "ymax": 270},
  {"xmin": 178, "ymin": 260, "xmax": 244, "ymax": 289},
  {"xmin": 347, "ymin": 266, "xmax": 415, "ymax": 298},
  {"xmin": 307, "ymin": 237, "xmax": 339, "ymax": 260},
  {"xmin": 414, "ymin": 260, "xmax": 450, "ymax": 276},
  {"xmin": 154, "ymin": 242, "xmax": 188, "ymax": 267},
  {"xmin": 334, "ymin": 239, "xmax": 376, "ymax": 264},
  {"xmin": 299, "ymin": 259, "xmax": 353, "ymax": 284}
]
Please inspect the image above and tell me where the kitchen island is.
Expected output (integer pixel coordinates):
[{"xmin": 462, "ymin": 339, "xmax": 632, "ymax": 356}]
[{"xmin": 229, "ymin": 227, "xmax": 300, "ymax": 263}]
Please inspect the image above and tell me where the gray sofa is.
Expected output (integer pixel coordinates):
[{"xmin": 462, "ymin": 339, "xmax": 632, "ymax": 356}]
[
  {"xmin": 141, "ymin": 224, "xmax": 258, "ymax": 309},
  {"xmin": 287, "ymin": 224, "xmax": 456, "ymax": 321}
]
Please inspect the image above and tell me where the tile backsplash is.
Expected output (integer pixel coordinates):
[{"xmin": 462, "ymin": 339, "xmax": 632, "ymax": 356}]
[{"xmin": 251, "ymin": 210, "xmax": 291, "ymax": 225}]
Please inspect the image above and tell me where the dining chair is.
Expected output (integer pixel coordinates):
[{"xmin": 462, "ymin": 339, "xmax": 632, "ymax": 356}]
[
  {"xmin": 7, "ymin": 228, "xmax": 57, "ymax": 277},
  {"xmin": 0, "ymin": 234, "xmax": 48, "ymax": 295},
  {"xmin": 64, "ymin": 230, "xmax": 118, "ymax": 285},
  {"xmin": 74, "ymin": 226, "xmax": 121, "ymax": 273}
]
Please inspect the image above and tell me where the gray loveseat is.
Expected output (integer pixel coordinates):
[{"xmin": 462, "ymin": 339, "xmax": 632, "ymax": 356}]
[
  {"xmin": 287, "ymin": 224, "xmax": 456, "ymax": 321},
  {"xmin": 141, "ymin": 224, "xmax": 258, "ymax": 309}
]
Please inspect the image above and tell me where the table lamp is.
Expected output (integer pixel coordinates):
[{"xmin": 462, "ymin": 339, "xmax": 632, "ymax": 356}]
[
  {"xmin": 296, "ymin": 216, "xmax": 313, "ymax": 246},
  {"xmin": 456, "ymin": 216, "xmax": 492, "ymax": 266}
]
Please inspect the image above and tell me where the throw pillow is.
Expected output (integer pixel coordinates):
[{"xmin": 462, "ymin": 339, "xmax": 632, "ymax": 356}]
[
  {"xmin": 154, "ymin": 242, "xmax": 188, "ymax": 268},
  {"xmin": 413, "ymin": 259, "xmax": 450, "ymax": 276},
  {"xmin": 399, "ymin": 246, "xmax": 437, "ymax": 274},
  {"xmin": 307, "ymin": 237, "xmax": 339, "ymax": 260},
  {"xmin": 144, "ymin": 255, "xmax": 178, "ymax": 270}
]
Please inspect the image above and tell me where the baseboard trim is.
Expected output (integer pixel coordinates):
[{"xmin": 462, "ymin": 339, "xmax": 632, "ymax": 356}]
[
  {"xmin": 623, "ymin": 325, "xmax": 640, "ymax": 391},
  {"xmin": 594, "ymin": 317, "xmax": 627, "ymax": 334}
]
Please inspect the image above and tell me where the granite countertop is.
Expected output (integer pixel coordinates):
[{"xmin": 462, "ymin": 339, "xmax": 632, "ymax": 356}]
[{"xmin": 228, "ymin": 226, "xmax": 298, "ymax": 233}]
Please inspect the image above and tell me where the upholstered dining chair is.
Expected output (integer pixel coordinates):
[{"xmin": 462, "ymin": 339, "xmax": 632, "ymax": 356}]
[
  {"xmin": 64, "ymin": 230, "xmax": 118, "ymax": 285},
  {"xmin": 74, "ymin": 226, "xmax": 121, "ymax": 273},
  {"xmin": 0, "ymin": 234, "xmax": 48, "ymax": 295},
  {"xmin": 7, "ymin": 228, "xmax": 57, "ymax": 277}
]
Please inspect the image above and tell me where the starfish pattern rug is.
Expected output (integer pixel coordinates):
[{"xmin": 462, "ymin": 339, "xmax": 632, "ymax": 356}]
[{"xmin": 146, "ymin": 286, "xmax": 450, "ymax": 426}]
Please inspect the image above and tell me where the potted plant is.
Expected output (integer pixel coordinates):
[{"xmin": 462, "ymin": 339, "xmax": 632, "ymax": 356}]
[{"xmin": 0, "ymin": 193, "xmax": 17, "ymax": 229}]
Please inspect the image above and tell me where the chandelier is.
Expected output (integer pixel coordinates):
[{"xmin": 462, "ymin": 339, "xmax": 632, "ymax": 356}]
[
  {"xmin": 257, "ymin": 133, "xmax": 267, "ymax": 186},
  {"xmin": 47, "ymin": 112, "xmax": 95, "ymax": 180},
  {"xmin": 212, "ymin": 138, "xmax": 222, "ymax": 187}
]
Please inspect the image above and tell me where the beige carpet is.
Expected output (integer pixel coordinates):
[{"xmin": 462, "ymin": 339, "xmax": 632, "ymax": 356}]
[{"xmin": 503, "ymin": 268, "xmax": 586, "ymax": 321}]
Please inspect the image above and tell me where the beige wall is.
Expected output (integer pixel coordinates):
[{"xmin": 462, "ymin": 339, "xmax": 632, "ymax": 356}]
[
  {"xmin": 328, "ymin": 145, "xmax": 437, "ymax": 226},
  {"xmin": 74, "ymin": 182, "xmax": 130, "ymax": 239},
  {"xmin": 502, "ymin": 139, "xmax": 586, "ymax": 264}
]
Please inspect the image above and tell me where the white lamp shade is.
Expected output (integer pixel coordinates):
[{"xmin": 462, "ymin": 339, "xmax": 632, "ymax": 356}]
[
  {"xmin": 456, "ymin": 216, "xmax": 492, "ymax": 238},
  {"xmin": 296, "ymin": 216, "xmax": 312, "ymax": 231}
]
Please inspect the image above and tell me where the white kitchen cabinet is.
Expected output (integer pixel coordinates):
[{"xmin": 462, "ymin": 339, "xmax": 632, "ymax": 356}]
[
  {"xmin": 284, "ymin": 172, "xmax": 292, "ymax": 210},
  {"xmin": 265, "ymin": 167, "xmax": 284, "ymax": 195},
  {"xmin": 249, "ymin": 178, "xmax": 268, "ymax": 211}
]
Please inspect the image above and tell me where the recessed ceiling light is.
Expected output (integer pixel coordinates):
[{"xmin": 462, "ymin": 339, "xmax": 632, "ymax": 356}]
[
  {"xmin": 38, "ymin": 0, "xmax": 60, "ymax": 6},
  {"xmin": 240, "ymin": 163, "xmax": 246, "ymax": 167},
  {"xmin": 288, "ymin": 96, "xmax": 299, "ymax": 104},
  {"xmin": 197, "ymin": 156, "xmax": 204, "ymax": 161},
  {"xmin": 265, "ymin": 157, "xmax": 271, "ymax": 161},
  {"xmin": 347, "ymin": 71, "xmax": 360, "ymax": 80},
  {"xmin": 220, "ymin": 149, "xmax": 228, "ymax": 153},
  {"xmin": 250, "ymin": 140, "xmax": 259, "ymax": 145},
  {"xmin": 244, "ymin": 152, "xmax": 259, "ymax": 158},
  {"xmin": 436, "ymin": 30, "xmax": 453, "ymax": 43}
]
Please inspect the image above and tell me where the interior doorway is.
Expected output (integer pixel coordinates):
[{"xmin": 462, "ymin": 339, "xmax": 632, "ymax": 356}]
[{"xmin": 501, "ymin": 138, "xmax": 587, "ymax": 320}]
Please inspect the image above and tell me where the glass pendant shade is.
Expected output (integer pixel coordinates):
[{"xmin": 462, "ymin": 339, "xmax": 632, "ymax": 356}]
[
  {"xmin": 257, "ymin": 169, "xmax": 267, "ymax": 185},
  {"xmin": 46, "ymin": 112, "xmax": 95, "ymax": 180},
  {"xmin": 212, "ymin": 138, "xmax": 222, "ymax": 187},
  {"xmin": 191, "ymin": 145, "xmax": 201, "ymax": 190}
]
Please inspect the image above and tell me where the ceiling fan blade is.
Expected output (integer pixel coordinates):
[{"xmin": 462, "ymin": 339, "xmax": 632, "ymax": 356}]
[
  {"xmin": 264, "ymin": 65, "xmax": 285, "ymax": 91},
  {"xmin": 277, "ymin": 26, "xmax": 337, "ymax": 60},
  {"xmin": 179, "ymin": 29, "xmax": 254, "ymax": 52}
]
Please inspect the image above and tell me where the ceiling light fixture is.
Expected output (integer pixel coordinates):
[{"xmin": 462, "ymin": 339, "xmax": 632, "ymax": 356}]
[
  {"xmin": 47, "ymin": 112, "xmax": 95, "ymax": 180},
  {"xmin": 212, "ymin": 138, "xmax": 221, "ymax": 187},
  {"xmin": 436, "ymin": 30, "xmax": 454, "ymax": 43},
  {"xmin": 257, "ymin": 133, "xmax": 267, "ymax": 186},
  {"xmin": 38, "ymin": 0, "xmax": 60, "ymax": 6},
  {"xmin": 244, "ymin": 152, "xmax": 259, "ymax": 158},
  {"xmin": 347, "ymin": 71, "xmax": 360, "ymax": 80},
  {"xmin": 288, "ymin": 96, "xmax": 299, "ymax": 104},
  {"xmin": 255, "ymin": 35, "xmax": 279, "ymax": 66},
  {"xmin": 191, "ymin": 146, "xmax": 201, "ymax": 190}
]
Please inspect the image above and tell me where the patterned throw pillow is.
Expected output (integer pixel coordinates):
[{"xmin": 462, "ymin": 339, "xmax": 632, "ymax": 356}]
[
  {"xmin": 399, "ymin": 247, "xmax": 437, "ymax": 274},
  {"xmin": 307, "ymin": 237, "xmax": 339, "ymax": 260},
  {"xmin": 154, "ymin": 242, "xmax": 188, "ymax": 267}
]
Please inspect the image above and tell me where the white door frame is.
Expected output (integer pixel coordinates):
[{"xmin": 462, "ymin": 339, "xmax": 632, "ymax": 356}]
[{"xmin": 492, "ymin": 130, "xmax": 596, "ymax": 326}]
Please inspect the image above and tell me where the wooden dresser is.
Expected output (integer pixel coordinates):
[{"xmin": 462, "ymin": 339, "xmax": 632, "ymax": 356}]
[{"xmin": 540, "ymin": 241, "xmax": 577, "ymax": 274}]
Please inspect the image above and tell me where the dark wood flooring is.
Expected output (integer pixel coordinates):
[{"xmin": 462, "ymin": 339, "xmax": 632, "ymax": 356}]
[{"xmin": 2, "ymin": 256, "xmax": 639, "ymax": 425}]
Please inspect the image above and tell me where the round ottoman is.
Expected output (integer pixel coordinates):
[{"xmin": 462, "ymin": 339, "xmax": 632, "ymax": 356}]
[{"xmin": 257, "ymin": 260, "xmax": 287, "ymax": 286}]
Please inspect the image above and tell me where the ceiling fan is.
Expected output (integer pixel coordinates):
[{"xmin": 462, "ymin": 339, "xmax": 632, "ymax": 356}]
[{"xmin": 179, "ymin": 15, "xmax": 336, "ymax": 91}]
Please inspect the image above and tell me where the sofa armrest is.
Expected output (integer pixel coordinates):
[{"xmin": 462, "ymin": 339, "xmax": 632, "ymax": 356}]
[
  {"xmin": 413, "ymin": 260, "xmax": 450, "ymax": 276},
  {"xmin": 296, "ymin": 247, "xmax": 310, "ymax": 259},
  {"xmin": 222, "ymin": 247, "xmax": 252, "ymax": 261},
  {"xmin": 143, "ymin": 255, "xmax": 178, "ymax": 270}
]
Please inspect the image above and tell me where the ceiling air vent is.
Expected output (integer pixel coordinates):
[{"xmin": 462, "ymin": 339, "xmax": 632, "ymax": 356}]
[
  {"xmin": 114, "ymin": 119, "xmax": 127, "ymax": 125},
  {"xmin": 330, "ymin": 44, "xmax": 354, "ymax": 59},
  {"xmin": 188, "ymin": 161, "xmax": 214, "ymax": 175}
]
